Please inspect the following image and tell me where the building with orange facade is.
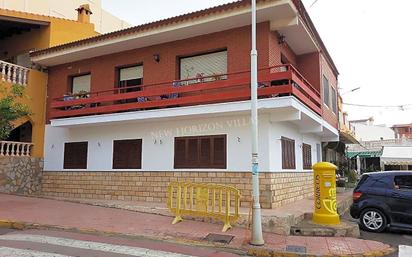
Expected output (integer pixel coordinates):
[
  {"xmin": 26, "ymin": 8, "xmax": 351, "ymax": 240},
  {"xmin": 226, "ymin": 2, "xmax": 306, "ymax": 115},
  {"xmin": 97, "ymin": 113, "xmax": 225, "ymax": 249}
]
[{"xmin": 0, "ymin": 4, "xmax": 98, "ymax": 157}]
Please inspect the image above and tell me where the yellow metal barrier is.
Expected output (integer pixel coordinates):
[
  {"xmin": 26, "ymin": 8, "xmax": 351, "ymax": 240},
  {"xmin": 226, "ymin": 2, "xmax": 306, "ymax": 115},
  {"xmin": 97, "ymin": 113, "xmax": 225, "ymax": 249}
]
[
  {"xmin": 312, "ymin": 162, "xmax": 340, "ymax": 225},
  {"xmin": 167, "ymin": 181, "xmax": 241, "ymax": 232}
]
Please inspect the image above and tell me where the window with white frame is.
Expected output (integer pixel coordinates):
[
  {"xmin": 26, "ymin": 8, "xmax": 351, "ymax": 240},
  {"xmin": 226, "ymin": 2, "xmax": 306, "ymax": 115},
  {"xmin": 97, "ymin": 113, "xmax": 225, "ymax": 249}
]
[
  {"xmin": 118, "ymin": 65, "xmax": 143, "ymax": 90},
  {"xmin": 179, "ymin": 50, "xmax": 227, "ymax": 84},
  {"xmin": 71, "ymin": 74, "xmax": 91, "ymax": 94}
]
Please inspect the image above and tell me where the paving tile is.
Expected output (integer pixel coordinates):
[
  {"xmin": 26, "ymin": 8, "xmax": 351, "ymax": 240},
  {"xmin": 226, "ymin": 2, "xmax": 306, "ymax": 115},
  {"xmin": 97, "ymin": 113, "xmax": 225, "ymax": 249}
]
[{"xmin": 326, "ymin": 237, "xmax": 352, "ymax": 255}]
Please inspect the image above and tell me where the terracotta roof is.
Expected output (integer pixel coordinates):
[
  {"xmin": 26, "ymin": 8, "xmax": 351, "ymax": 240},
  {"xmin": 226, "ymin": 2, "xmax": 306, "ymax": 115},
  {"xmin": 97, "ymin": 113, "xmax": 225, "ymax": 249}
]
[
  {"xmin": 30, "ymin": 0, "xmax": 258, "ymax": 57},
  {"xmin": 392, "ymin": 124, "xmax": 412, "ymax": 128},
  {"xmin": 30, "ymin": 0, "xmax": 338, "ymax": 75},
  {"xmin": 291, "ymin": 0, "xmax": 338, "ymax": 75}
]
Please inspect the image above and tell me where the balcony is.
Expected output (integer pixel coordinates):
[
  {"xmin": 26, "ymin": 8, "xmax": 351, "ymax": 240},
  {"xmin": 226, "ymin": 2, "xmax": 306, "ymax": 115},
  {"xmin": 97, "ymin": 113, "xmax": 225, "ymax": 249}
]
[
  {"xmin": 50, "ymin": 64, "xmax": 321, "ymax": 120},
  {"xmin": 0, "ymin": 60, "xmax": 29, "ymax": 86},
  {"xmin": 0, "ymin": 141, "xmax": 33, "ymax": 157}
]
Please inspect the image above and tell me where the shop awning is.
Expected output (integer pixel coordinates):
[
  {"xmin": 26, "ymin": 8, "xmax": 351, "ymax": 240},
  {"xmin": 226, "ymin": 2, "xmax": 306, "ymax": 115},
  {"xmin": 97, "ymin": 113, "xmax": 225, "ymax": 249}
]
[
  {"xmin": 381, "ymin": 146, "xmax": 412, "ymax": 165},
  {"xmin": 346, "ymin": 150, "xmax": 382, "ymax": 159}
]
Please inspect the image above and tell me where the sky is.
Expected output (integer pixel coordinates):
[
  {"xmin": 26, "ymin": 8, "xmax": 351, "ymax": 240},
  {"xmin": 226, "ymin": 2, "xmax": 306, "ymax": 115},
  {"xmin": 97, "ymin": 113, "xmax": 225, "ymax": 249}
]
[{"xmin": 101, "ymin": 0, "xmax": 412, "ymax": 126}]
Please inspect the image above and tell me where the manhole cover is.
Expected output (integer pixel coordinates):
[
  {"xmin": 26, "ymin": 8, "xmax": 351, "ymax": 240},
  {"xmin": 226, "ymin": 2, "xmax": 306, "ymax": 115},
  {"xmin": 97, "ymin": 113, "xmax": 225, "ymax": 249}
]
[
  {"xmin": 286, "ymin": 245, "xmax": 307, "ymax": 253},
  {"xmin": 204, "ymin": 233, "xmax": 234, "ymax": 244}
]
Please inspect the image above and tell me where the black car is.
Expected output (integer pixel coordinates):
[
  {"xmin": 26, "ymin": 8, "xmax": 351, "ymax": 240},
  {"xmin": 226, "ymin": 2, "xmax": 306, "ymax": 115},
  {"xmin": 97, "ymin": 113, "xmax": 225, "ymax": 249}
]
[{"xmin": 350, "ymin": 171, "xmax": 412, "ymax": 233}]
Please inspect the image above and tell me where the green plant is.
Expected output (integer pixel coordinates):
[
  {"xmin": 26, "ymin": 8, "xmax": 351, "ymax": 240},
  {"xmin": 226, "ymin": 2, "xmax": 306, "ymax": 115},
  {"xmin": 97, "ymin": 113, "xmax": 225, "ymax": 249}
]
[
  {"xmin": 0, "ymin": 83, "xmax": 30, "ymax": 140},
  {"xmin": 347, "ymin": 169, "xmax": 358, "ymax": 184}
]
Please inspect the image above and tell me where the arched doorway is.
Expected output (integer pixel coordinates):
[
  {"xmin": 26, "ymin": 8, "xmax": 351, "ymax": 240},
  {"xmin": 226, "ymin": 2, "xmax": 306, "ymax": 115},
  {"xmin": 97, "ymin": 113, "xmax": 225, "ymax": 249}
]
[{"xmin": 6, "ymin": 121, "xmax": 32, "ymax": 143}]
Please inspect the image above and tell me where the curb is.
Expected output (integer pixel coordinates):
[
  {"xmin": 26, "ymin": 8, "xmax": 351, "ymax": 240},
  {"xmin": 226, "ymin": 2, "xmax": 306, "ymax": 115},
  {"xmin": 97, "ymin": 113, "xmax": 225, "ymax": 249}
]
[
  {"xmin": 247, "ymin": 246, "xmax": 396, "ymax": 257},
  {"xmin": 0, "ymin": 219, "xmax": 396, "ymax": 257}
]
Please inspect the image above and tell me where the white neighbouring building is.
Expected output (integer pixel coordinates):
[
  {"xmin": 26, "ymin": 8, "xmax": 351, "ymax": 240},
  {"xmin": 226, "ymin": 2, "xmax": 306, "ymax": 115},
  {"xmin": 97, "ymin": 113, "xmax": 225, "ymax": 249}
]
[{"xmin": 0, "ymin": 0, "xmax": 131, "ymax": 33}]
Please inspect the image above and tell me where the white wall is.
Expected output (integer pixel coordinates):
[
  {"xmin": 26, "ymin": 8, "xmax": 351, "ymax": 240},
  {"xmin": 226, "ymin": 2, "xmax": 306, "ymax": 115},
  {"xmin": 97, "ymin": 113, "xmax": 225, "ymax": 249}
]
[
  {"xmin": 268, "ymin": 121, "xmax": 321, "ymax": 171},
  {"xmin": 352, "ymin": 123, "xmax": 395, "ymax": 141},
  {"xmin": 0, "ymin": 0, "xmax": 131, "ymax": 33},
  {"xmin": 44, "ymin": 114, "xmax": 323, "ymax": 172}
]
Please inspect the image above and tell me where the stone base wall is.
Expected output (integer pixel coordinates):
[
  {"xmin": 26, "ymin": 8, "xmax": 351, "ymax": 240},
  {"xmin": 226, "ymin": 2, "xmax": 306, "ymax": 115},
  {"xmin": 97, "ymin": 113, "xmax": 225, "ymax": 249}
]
[
  {"xmin": 0, "ymin": 157, "xmax": 43, "ymax": 194},
  {"xmin": 42, "ymin": 171, "xmax": 314, "ymax": 209}
]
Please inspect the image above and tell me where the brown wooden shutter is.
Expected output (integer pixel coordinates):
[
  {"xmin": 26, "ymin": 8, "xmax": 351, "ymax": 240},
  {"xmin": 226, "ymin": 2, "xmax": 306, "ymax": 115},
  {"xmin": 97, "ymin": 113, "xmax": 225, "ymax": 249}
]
[
  {"xmin": 281, "ymin": 137, "xmax": 295, "ymax": 169},
  {"xmin": 63, "ymin": 142, "xmax": 88, "ymax": 169},
  {"xmin": 112, "ymin": 139, "xmax": 142, "ymax": 169},
  {"xmin": 174, "ymin": 138, "xmax": 186, "ymax": 168},
  {"xmin": 302, "ymin": 143, "xmax": 312, "ymax": 169},
  {"xmin": 199, "ymin": 137, "xmax": 211, "ymax": 167},
  {"xmin": 212, "ymin": 136, "xmax": 226, "ymax": 168},
  {"xmin": 174, "ymin": 135, "xmax": 226, "ymax": 169}
]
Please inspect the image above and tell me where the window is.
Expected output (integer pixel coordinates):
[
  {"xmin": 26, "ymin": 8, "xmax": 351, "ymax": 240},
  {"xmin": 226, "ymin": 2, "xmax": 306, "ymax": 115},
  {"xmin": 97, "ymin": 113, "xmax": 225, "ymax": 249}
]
[
  {"xmin": 281, "ymin": 137, "xmax": 296, "ymax": 169},
  {"xmin": 63, "ymin": 142, "xmax": 88, "ymax": 169},
  {"xmin": 323, "ymin": 75, "xmax": 330, "ymax": 107},
  {"xmin": 118, "ymin": 65, "xmax": 143, "ymax": 91},
  {"xmin": 112, "ymin": 139, "xmax": 142, "ymax": 169},
  {"xmin": 331, "ymin": 87, "xmax": 337, "ymax": 114},
  {"xmin": 174, "ymin": 135, "xmax": 226, "ymax": 169},
  {"xmin": 394, "ymin": 175, "xmax": 412, "ymax": 190},
  {"xmin": 179, "ymin": 50, "xmax": 227, "ymax": 84},
  {"xmin": 302, "ymin": 143, "xmax": 312, "ymax": 170},
  {"xmin": 71, "ymin": 74, "xmax": 91, "ymax": 94}
]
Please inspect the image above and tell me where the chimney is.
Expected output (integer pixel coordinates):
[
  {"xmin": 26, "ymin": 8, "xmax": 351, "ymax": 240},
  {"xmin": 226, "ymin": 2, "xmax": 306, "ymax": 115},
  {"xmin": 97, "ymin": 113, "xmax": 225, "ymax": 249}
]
[{"xmin": 76, "ymin": 4, "xmax": 92, "ymax": 23}]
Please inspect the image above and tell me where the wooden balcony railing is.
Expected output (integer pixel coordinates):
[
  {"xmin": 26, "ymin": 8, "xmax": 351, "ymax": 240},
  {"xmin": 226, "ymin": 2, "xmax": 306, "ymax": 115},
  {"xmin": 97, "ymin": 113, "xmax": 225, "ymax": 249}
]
[
  {"xmin": 50, "ymin": 64, "xmax": 321, "ymax": 119},
  {"xmin": 0, "ymin": 60, "xmax": 29, "ymax": 86},
  {"xmin": 0, "ymin": 141, "xmax": 33, "ymax": 157}
]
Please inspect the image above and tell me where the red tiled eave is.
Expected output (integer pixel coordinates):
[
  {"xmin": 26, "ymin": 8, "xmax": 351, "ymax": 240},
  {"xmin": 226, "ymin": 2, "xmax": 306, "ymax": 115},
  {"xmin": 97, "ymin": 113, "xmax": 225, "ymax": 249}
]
[
  {"xmin": 30, "ymin": 0, "xmax": 339, "ymax": 76},
  {"xmin": 30, "ymin": 0, "xmax": 261, "ymax": 57}
]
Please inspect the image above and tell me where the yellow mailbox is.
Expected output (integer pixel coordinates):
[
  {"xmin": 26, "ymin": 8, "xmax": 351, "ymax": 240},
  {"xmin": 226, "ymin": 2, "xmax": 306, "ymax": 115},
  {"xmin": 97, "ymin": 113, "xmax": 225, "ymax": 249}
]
[{"xmin": 312, "ymin": 162, "xmax": 340, "ymax": 225}]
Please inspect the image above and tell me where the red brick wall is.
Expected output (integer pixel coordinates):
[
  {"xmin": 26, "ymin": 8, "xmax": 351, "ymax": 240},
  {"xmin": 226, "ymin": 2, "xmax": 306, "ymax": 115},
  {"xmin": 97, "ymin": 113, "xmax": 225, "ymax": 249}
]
[
  {"xmin": 46, "ymin": 22, "xmax": 338, "ymax": 129},
  {"xmin": 268, "ymin": 31, "xmax": 297, "ymax": 67},
  {"xmin": 320, "ymin": 53, "xmax": 339, "ymax": 129},
  {"xmin": 297, "ymin": 52, "xmax": 320, "ymax": 92},
  {"xmin": 46, "ymin": 22, "xmax": 271, "ymax": 121}
]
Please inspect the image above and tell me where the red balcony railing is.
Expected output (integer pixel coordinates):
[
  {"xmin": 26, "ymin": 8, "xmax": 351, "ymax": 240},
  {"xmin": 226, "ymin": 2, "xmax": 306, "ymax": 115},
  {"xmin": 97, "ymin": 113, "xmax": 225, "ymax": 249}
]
[{"xmin": 50, "ymin": 64, "xmax": 321, "ymax": 119}]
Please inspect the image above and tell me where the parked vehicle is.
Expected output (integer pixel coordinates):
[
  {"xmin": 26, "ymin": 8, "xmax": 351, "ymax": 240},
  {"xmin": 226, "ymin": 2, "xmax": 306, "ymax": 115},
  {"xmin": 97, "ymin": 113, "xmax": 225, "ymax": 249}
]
[{"xmin": 350, "ymin": 171, "xmax": 412, "ymax": 232}]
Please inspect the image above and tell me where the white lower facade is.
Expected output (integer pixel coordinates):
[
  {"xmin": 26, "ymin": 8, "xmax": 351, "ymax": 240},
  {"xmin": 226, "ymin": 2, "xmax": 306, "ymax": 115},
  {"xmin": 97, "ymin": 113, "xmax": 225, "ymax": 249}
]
[{"xmin": 44, "ymin": 97, "xmax": 339, "ymax": 172}]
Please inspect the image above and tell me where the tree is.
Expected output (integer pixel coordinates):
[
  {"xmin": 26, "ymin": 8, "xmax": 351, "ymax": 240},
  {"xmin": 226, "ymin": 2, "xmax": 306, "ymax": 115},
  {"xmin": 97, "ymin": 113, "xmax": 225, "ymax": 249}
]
[{"xmin": 0, "ymin": 83, "xmax": 30, "ymax": 140}]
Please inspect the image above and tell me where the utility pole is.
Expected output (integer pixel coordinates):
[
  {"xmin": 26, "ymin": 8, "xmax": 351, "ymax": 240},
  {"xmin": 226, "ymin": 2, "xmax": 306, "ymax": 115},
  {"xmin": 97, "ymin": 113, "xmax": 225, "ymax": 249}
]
[{"xmin": 250, "ymin": 0, "xmax": 264, "ymax": 246}]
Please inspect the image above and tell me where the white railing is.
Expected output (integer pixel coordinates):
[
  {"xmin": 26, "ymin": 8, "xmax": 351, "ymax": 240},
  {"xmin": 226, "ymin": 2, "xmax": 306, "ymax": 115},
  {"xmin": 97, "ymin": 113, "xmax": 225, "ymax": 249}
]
[
  {"xmin": 0, "ymin": 141, "xmax": 33, "ymax": 157},
  {"xmin": 0, "ymin": 60, "xmax": 29, "ymax": 86}
]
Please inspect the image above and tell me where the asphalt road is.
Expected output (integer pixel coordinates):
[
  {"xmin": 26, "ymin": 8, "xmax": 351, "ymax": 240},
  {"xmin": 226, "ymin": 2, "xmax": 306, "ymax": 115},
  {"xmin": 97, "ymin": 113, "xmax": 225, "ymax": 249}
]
[
  {"xmin": 0, "ymin": 228, "xmax": 244, "ymax": 257},
  {"xmin": 343, "ymin": 212, "xmax": 412, "ymax": 257}
]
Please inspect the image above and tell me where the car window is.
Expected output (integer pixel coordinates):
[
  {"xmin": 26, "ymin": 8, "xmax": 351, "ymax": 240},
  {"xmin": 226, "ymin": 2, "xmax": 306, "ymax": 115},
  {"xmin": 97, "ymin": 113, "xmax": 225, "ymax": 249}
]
[
  {"xmin": 394, "ymin": 175, "xmax": 412, "ymax": 191},
  {"xmin": 371, "ymin": 178, "xmax": 392, "ymax": 188},
  {"xmin": 357, "ymin": 175, "xmax": 369, "ymax": 186}
]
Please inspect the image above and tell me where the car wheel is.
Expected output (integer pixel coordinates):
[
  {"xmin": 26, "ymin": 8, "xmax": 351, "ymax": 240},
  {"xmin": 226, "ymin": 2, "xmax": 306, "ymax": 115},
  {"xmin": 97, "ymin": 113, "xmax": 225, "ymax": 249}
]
[{"xmin": 359, "ymin": 208, "xmax": 387, "ymax": 233}]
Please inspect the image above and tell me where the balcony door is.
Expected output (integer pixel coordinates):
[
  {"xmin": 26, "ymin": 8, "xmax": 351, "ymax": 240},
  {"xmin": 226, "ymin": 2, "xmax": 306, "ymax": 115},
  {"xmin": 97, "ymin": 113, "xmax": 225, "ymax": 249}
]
[
  {"xmin": 72, "ymin": 74, "xmax": 91, "ymax": 95},
  {"xmin": 179, "ymin": 50, "xmax": 227, "ymax": 85},
  {"xmin": 118, "ymin": 65, "xmax": 143, "ymax": 92}
]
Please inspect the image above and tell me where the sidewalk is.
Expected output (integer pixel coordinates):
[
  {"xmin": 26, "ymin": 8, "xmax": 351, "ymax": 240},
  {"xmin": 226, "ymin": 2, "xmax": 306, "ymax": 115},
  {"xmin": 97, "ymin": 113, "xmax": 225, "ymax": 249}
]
[
  {"xmin": 38, "ymin": 190, "xmax": 354, "ymax": 236},
  {"xmin": 0, "ymin": 193, "xmax": 393, "ymax": 257}
]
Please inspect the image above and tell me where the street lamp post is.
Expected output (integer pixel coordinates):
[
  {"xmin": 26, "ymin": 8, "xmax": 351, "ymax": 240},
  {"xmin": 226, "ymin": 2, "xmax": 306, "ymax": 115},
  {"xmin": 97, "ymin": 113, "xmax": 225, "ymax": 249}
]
[{"xmin": 250, "ymin": 0, "xmax": 264, "ymax": 246}]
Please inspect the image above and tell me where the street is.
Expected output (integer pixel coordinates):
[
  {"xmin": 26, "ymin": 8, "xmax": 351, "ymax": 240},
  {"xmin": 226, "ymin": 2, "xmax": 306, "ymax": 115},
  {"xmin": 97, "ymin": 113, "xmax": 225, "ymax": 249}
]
[
  {"xmin": 360, "ymin": 230, "xmax": 412, "ymax": 257},
  {"xmin": 0, "ymin": 228, "xmax": 244, "ymax": 257},
  {"xmin": 343, "ymin": 212, "xmax": 412, "ymax": 257}
]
